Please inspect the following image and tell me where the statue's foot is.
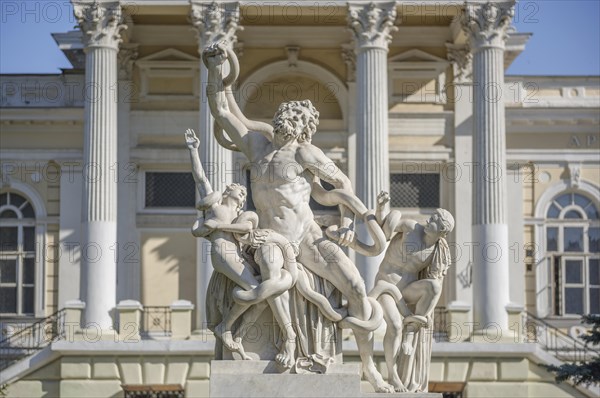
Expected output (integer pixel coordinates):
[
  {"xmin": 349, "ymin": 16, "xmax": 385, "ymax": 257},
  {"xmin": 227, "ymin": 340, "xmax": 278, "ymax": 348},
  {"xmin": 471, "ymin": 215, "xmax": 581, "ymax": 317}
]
[
  {"xmin": 275, "ymin": 339, "xmax": 296, "ymax": 369},
  {"xmin": 215, "ymin": 323, "xmax": 243, "ymax": 355},
  {"xmin": 390, "ymin": 376, "xmax": 408, "ymax": 393},
  {"xmin": 363, "ymin": 365, "xmax": 394, "ymax": 393}
]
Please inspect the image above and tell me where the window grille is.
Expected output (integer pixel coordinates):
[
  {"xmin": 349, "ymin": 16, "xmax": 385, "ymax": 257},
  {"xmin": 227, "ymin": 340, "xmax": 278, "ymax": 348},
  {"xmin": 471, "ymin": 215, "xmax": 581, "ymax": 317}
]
[
  {"xmin": 122, "ymin": 385, "xmax": 184, "ymax": 398},
  {"xmin": 145, "ymin": 172, "xmax": 195, "ymax": 208},
  {"xmin": 389, "ymin": 174, "xmax": 440, "ymax": 208},
  {"xmin": 0, "ymin": 192, "xmax": 36, "ymax": 315}
]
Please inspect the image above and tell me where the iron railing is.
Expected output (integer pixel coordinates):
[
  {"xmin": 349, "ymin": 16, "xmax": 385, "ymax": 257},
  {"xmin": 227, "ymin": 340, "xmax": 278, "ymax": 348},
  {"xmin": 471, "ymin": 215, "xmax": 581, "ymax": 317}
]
[
  {"xmin": 0, "ymin": 309, "xmax": 66, "ymax": 370},
  {"xmin": 521, "ymin": 312, "xmax": 599, "ymax": 363},
  {"xmin": 433, "ymin": 307, "xmax": 449, "ymax": 342},
  {"xmin": 141, "ymin": 306, "xmax": 171, "ymax": 337}
]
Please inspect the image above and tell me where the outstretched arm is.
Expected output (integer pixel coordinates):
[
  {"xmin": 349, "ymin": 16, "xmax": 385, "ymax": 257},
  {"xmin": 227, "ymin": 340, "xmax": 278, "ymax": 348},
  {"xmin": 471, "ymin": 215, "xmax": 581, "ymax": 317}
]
[{"xmin": 185, "ymin": 129, "xmax": 213, "ymax": 199}]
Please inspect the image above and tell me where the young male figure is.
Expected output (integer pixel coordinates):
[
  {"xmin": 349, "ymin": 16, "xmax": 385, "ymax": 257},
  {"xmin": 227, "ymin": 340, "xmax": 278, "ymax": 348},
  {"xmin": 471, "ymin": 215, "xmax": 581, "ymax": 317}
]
[
  {"xmin": 203, "ymin": 43, "xmax": 393, "ymax": 392},
  {"xmin": 371, "ymin": 191, "xmax": 454, "ymax": 392}
]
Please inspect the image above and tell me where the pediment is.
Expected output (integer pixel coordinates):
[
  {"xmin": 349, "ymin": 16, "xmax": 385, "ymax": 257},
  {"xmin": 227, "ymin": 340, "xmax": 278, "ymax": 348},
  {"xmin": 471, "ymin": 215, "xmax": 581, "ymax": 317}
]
[
  {"xmin": 389, "ymin": 49, "xmax": 447, "ymax": 64},
  {"xmin": 137, "ymin": 48, "xmax": 199, "ymax": 63}
]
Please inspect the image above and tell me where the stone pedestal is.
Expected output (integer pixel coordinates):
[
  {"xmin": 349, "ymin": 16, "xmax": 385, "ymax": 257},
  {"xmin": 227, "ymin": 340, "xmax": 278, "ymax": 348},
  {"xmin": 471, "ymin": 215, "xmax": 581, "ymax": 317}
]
[{"xmin": 209, "ymin": 361, "xmax": 441, "ymax": 398}]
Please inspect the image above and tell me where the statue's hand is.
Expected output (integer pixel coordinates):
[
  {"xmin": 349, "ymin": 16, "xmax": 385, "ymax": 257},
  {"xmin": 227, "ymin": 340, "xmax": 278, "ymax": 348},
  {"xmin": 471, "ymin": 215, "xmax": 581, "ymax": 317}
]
[
  {"xmin": 203, "ymin": 42, "xmax": 228, "ymax": 68},
  {"xmin": 335, "ymin": 226, "xmax": 355, "ymax": 247},
  {"xmin": 377, "ymin": 191, "xmax": 390, "ymax": 207},
  {"xmin": 203, "ymin": 219, "xmax": 219, "ymax": 230},
  {"xmin": 185, "ymin": 128, "xmax": 200, "ymax": 149}
]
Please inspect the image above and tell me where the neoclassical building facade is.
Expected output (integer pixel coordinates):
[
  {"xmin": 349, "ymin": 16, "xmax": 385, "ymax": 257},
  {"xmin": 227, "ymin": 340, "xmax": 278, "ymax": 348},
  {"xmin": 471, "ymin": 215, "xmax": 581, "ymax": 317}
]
[{"xmin": 0, "ymin": 1, "xmax": 598, "ymax": 397}]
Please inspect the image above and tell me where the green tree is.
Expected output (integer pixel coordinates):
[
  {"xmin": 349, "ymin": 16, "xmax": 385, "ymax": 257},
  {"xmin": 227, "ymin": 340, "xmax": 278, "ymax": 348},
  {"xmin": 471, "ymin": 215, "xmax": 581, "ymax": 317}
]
[{"xmin": 545, "ymin": 314, "xmax": 600, "ymax": 386}]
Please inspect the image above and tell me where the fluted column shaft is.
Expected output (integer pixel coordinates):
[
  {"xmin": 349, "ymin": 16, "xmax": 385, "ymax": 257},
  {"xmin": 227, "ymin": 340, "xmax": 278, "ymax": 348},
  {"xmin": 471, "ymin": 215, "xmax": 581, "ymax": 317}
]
[
  {"xmin": 356, "ymin": 48, "xmax": 390, "ymax": 210},
  {"xmin": 82, "ymin": 46, "xmax": 118, "ymax": 328},
  {"xmin": 348, "ymin": 2, "xmax": 396, "ymax": 290},
  {"xmin": 74, "ymin": 0, "xmax": 124, "ymax": 329},
  {"xmin": 463, "ymin": 1, "xmax": 515, "ymax": 331},
  {"xmin": 190, "ymin": 1, "xmax": 241, "ymax": 326}
]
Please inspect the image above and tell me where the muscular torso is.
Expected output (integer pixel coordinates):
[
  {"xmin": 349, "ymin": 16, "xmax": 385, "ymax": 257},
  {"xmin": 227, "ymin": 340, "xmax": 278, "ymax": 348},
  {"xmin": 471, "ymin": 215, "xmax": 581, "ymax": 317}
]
[
  {"xmin": 246, "ymin": 132, "xmax": 316, "ymax": 242},
  {"xmin": 376, "ymin": 224, "xmax": 435, "ymax": 291}
]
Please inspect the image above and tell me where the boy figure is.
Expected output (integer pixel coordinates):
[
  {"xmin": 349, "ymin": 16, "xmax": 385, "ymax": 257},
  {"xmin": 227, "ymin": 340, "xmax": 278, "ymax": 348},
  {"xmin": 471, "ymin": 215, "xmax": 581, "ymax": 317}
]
[{"xmin": 370, "ymin": 191, "xmax": 454, "ymax": 392}]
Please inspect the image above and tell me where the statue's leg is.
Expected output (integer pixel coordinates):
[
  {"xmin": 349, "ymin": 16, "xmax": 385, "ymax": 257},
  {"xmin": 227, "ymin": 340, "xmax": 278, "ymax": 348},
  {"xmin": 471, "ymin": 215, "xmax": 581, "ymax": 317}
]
[
  {"xmin": 215, "ymin": 302, "xmax": 252, "ymax": 360},
  {"xmin": 297, "ymin": 230, "xmax": 393, "ymax": 393},
  {"xmin": 255, "ymin": 243, "xmax": 297, "ymax": 369},
  {"xmin": 379, "ymin": 294, "xmax": 407, "ymax": 392},
  {"xmin": 402, "ymin": 278, "xmax": 443, "ymax": 318}
]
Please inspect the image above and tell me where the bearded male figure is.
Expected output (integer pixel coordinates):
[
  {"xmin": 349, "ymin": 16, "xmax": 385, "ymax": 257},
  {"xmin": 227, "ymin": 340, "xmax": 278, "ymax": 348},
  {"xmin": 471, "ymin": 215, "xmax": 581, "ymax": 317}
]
[{"xmin": 203, "ymin": 42, "xmax": 394, "ymax": 392}]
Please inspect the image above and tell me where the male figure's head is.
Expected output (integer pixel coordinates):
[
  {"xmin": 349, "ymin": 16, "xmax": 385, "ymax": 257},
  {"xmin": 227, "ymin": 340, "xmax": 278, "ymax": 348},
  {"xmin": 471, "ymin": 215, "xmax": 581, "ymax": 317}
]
[{"xmin": 272, "ymin": 100, "xmax": 320, "ymax": 147}]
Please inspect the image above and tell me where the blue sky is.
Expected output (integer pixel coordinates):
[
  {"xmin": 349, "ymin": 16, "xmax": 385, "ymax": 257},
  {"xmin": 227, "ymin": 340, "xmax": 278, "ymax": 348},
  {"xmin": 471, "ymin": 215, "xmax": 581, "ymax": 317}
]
[{"xmin": 1, "ymin": 0, "xmax": 599, "ymax": 75}]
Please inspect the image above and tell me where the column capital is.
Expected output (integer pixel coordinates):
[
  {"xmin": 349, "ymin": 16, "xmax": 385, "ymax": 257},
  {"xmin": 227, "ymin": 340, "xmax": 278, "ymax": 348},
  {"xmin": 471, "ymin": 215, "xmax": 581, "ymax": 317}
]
[
  {"xmin": 461, "ymin": 1, "xmax": 515, "ymax": 50},
  {"xmin": 446, "ymin": 43, "xmax": 472, "ymax": 84},
  {"xmin": 72, "ymin": 0, "xmax": 126, "ymax": 50},
  {"xmin": 118, "ymin": 43, "xmax": 139, "ymax": 81},
  {"xmin": 347, "ymin": 2, "xmax": 398, "ymax": 51},
  {"xmin": 189, "ymin": 1, "xmax": 242, "ymax": 49}
]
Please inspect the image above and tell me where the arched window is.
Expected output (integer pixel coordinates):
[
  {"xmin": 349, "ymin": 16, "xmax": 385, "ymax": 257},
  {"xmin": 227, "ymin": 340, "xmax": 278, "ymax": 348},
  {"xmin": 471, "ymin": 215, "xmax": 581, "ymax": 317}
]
[
  {"xmin": 0, "ymin": 192, "xmax": 36, "ymax": 315},
  {"xmin": 545, "ymin": 192, "xmax": 599, "ymax": 315}
]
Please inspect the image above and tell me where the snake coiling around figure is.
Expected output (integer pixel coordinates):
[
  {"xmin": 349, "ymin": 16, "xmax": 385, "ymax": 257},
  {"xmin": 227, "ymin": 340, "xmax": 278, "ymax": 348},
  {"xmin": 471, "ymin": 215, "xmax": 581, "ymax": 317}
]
[
  {"xmin": 203, "ymin": 43, "xmax": 274, "ymax": 152},
  {"xmin": 204, "ymin": 42, "xmax": 386, "ymax": 332},
  {"xmin": 230, "ymin": 212, "xmax": 298, "ymax": 306}
]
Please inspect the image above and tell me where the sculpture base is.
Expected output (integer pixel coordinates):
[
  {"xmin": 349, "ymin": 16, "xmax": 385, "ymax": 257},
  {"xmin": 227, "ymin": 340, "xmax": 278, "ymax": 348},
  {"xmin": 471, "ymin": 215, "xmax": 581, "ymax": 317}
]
[{"xmin": 209, "ymin": 361, "xmax": 441, "ymax": 397}]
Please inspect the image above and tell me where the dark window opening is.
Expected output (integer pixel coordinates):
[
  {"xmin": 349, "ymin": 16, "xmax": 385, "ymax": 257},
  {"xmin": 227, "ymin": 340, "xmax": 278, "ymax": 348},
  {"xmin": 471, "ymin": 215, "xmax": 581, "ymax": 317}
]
[
  {"xmin": 390, "ymin": 173, "xmax": 440, "ymax": 208},
  {"xmin": 145, "ymin": 172, "xmax": 195, "ymax": 208}
]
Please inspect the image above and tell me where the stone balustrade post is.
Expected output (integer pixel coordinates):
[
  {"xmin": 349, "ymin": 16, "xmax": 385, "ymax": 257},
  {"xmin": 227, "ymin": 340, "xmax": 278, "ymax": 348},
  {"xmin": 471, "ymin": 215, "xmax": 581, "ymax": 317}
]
[
  {"xmin": 116, "ymin": 300, "xmax": 142, "ymax": 341},
  {"xmin": 63, "ymin": 299, "xmax": 85, "ymax": 342},
  {"xmin": 171, "ymin": 300, "xmax": 195, "ymax": 339}
]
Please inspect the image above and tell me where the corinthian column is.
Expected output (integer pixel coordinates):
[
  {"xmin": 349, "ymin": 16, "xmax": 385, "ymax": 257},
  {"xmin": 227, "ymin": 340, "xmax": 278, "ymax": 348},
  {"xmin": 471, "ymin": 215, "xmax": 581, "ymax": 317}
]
[
  {"xmin": 73, "ymin": 0, "xmax": 125, "ymax": 329},
  {"xmin": 462, "ymin": 1, "xmax": 515, "ymax": 332},
  {"xmin": 348, "ymin": 2, "xmax": 397, "ymax": 290},
  {"xmin": 190, "ymin": 1, "xmax": 242, "ymax": 327},
  {"xmin": 190, "ymin": 1, "xmax": 241, "ymax": 193}
]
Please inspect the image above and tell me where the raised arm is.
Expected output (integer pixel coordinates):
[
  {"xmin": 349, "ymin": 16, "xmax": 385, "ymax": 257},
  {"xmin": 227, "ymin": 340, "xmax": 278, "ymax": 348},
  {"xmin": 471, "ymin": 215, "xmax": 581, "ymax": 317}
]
[
  {"xmin": 203, "ymin": 43, "xmax": 253, "ymax": 158},
  {"xmin": 222, "ymin": 46, "xmax": 274, "ymax": 142},
  {"xmin": 185, "ymin": 129, "xmax": 213, "ymax": 199},
  {"xmin": 374, "ymin": 191, "xmax": 416, "ymax": 240}
]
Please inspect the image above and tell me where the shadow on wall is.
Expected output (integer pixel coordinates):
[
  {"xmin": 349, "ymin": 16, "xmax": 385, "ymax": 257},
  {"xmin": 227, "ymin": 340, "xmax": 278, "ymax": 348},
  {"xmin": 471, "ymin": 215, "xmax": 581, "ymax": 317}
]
[{"xmin": 141, "ymin": 232, "xmax": 197, "ymax": 321}]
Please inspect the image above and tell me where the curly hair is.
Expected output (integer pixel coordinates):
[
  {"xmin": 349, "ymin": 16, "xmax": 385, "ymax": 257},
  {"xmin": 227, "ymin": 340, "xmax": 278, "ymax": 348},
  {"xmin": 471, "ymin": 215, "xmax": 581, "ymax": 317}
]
[{"xmin": 273, "ymin": 99, "xmax": 320, "ymax": 143}]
